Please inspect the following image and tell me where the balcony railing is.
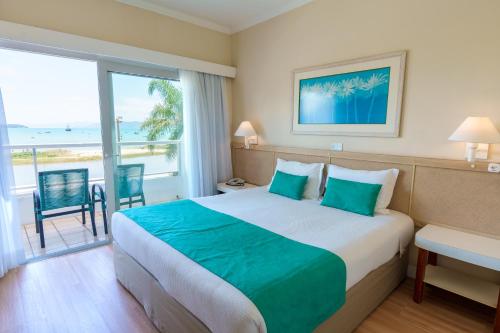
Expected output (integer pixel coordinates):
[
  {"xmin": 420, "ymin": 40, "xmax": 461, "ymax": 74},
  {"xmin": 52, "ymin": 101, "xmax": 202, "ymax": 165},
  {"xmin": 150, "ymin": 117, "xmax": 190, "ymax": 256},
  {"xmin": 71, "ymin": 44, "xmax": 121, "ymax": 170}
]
[{"xmin": 7, "ymin": 140, "xmax": 182, "ymax": 191}]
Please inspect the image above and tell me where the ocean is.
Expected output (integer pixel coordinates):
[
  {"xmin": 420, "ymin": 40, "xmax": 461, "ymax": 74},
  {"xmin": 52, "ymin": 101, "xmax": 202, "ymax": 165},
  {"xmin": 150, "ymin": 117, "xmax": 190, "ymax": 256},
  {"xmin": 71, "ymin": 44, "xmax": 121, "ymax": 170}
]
[{"xmin": 7, "ymin": 125, "xmax": 150, "ymax": 145}]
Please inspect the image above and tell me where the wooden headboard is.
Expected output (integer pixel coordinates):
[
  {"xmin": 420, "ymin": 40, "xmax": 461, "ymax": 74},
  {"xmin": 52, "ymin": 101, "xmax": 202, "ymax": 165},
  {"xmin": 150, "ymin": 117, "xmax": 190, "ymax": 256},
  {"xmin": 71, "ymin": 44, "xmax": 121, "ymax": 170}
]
[{"xmin": 231, "ymin": 144, "xmax": 500, "ymax": 238}]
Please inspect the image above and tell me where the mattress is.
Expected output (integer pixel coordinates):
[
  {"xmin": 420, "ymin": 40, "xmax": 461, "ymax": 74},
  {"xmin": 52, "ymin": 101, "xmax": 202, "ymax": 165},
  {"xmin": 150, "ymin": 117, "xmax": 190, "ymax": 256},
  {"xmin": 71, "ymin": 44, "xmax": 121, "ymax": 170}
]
[{"xmin": 112, "ymin": 187, "xmax": 414, "ymax": 333}]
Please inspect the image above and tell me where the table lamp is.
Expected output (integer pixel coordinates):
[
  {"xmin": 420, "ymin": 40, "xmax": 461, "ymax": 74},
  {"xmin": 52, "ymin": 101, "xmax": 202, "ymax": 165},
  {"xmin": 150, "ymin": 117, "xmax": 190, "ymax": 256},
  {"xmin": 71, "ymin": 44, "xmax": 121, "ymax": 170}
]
[
  {"xmin": 234, "ymin": 121, "xmax": 257, "ymax": 149},
  {"xmin": 449, "ymin": 116, "xmax": 500, "ymax": 167}
]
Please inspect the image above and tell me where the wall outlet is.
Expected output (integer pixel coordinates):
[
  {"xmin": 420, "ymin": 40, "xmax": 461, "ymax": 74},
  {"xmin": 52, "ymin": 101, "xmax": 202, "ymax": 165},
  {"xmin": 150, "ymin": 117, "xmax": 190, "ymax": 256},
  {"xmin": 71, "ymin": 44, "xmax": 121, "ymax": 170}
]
[
  {"xmin": 488, "ymin": 163, "xmax": 500, "ymax": 173},
  {"xmin": 330, "ymin": 143, "xmax": 343, "ymax": 151}
]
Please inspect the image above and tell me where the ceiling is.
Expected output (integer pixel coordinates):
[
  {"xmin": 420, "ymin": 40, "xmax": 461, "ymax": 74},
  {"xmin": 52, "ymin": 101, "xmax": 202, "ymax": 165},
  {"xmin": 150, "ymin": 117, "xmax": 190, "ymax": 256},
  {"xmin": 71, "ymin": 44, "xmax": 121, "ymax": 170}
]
[{"xmin": 117, "ymin": 0, "xmax": 313, "ymax": 34}]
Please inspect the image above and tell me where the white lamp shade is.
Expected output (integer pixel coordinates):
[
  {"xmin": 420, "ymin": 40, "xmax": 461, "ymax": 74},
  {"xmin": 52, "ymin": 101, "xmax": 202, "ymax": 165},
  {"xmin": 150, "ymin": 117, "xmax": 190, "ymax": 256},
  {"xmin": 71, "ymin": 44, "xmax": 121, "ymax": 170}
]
[
  {"xmin": 449, "ymin": 117, "xmax": 500, "ymax": 143},
  {"xmin": 234, "ymin": 121, "xmax": 257, "ymax": 137}
]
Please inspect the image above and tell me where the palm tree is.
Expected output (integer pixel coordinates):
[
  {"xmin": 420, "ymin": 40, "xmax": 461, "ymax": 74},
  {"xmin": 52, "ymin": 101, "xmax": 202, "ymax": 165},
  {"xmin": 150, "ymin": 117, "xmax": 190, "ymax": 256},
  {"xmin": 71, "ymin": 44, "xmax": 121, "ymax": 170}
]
[
  {"xmin": 141, "ymin": 79, "xmax": 182, "ymax": 160},
  {"xmin": 350, "ymin": 77, "xmax": 364, "ymax": 123},
  {"xmin": 339, "ymin": 79, "xmax": 355, "ymax": 123},
  {"xmin": 361, "ymin": 73, "xmax": 388, "ymax": 123},
  {"xmin": 323, "ymin": 82, "xmax": 339, "ymax": 123}
]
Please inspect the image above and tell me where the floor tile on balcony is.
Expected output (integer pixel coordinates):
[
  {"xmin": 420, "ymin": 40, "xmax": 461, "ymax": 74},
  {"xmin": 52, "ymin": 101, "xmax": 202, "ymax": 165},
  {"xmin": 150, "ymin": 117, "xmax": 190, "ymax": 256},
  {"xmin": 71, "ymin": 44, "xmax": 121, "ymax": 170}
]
[
  {"xmin": 22, "ymin": 213, "xmax": 109, "ymax": 260},
  {"xmin": 48, "ymin": 215, "xmax": 78, "ymax": 222},
  {"xmin": 23, "ymin": 239, "xmax": 33, "ymax": 258},
  {"xmin": 26, "ymin": 220, "xmax": 57, "ymax": 231},
  {"xmin": 74, "ymin": 213, "xmax": 95, "ymax": 223},
  {"xmin": 49, "ymin": 216, "xmax": 80, "ymax": 225},
  {"xmin": 29, "ymin": 233, "xmax": 64, "ymax": 245},
  {"xmin": 21, "ymin": 212, "xmax": 108, "ymax": 259},
  {"xmin": 63, "ymin": 231, "xmax": 95, "ymax": 244},
  {"xmin": 54, "ymin": 222, "xmax": 86, "ymax": 233},
  {"xmin": 66, "ymin": 239, "xmax": 99, "ymax": 249},
  {"xmin": 91, "ymin": 226, "xmax": 107, "ymax": 237},
  {"xmin": 54, "ymin": 216, "xmax": 84, "ymax": 223},
  {"xmin": 30, "ymin": 239, "xmax": 66, "ymax": 250},
  {"xmin": 28, "ymin": 229, "xmax": 60, "ymax": 242},
  {"xmin": 82, "ymin": 223, "xmax": 107, "ymax": 235},
  {"xmin": 31, "ymin": 242, "xmax": 67, "ymax": 256},
  {"xmin": 24, "ymin": 223, "xmax": 37, "ymax": 231}
]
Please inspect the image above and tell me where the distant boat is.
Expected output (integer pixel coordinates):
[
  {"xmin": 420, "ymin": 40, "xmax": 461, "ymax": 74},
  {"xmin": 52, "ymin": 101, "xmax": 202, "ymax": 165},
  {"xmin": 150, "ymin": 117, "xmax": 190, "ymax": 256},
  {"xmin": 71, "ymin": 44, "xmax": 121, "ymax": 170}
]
[{"xmin": 65, "ymin": 124, "xmax": 72, "ymax": 132}]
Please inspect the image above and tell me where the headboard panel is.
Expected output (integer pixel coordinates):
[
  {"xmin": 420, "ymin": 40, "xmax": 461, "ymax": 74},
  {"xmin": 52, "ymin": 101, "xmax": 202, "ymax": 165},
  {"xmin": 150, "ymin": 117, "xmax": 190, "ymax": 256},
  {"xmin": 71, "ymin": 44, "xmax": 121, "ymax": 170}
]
[
  {"xmin": 232, "ymin": 148, "xmax": 274, "ymax": 185},
  {"xmin": 232, "ymin": 143, "xmax": 500, "ymax": 237},
  {"xmin": 411, "ymin": 166, "xmax": 500, "ymax": 236}
]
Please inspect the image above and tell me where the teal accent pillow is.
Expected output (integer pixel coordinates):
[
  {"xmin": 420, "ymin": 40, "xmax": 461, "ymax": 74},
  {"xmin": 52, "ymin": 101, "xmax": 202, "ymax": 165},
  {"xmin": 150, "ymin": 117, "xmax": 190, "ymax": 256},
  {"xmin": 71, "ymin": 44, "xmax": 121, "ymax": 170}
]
[
  {"xmin": 269, "ymin": 170, "xmax": 308, "ymax": 200},
  {"xmin": 321, "ymin": 177, "xmax": 382, "ymax": 216}
]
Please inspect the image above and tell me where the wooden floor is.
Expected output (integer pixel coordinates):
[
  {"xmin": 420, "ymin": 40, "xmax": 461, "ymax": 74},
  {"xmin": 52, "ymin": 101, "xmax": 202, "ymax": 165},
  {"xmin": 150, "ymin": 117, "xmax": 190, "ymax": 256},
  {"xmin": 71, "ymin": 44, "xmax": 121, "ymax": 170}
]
[{"xmin": 0, "ymin": 246, "xmax": 495, "ymax": 333}]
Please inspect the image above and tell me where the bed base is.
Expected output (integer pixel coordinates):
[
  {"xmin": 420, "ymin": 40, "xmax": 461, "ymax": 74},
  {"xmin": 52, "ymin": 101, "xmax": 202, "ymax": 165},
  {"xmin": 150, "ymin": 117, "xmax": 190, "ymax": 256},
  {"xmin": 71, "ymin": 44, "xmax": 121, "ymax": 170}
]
[{"xmin": 113, "ymin": 242, "xmax": 408, "ymax": 333}]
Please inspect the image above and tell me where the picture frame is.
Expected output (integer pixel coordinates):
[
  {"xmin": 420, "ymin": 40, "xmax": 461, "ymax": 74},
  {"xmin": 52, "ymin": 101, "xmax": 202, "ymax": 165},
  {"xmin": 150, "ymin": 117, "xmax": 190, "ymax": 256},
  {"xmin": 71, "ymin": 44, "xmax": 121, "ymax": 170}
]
[{"xmin": 292, "ymin": 51, "xmax": 406, "ymax": 137}]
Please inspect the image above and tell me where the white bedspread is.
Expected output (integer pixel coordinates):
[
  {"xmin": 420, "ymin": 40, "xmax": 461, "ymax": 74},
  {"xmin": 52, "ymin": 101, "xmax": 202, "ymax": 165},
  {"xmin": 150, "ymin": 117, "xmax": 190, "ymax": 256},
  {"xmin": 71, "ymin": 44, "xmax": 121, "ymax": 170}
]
[{"xmin": 112, "ymin": 187, "xmax": 414, "ymax": 333}]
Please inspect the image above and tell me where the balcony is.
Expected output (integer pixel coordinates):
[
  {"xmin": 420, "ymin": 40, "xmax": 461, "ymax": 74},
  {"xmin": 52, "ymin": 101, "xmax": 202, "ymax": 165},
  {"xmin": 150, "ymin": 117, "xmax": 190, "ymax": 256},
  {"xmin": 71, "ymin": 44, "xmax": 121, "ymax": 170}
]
[{"xmin": 9, "ymin": 141, "xmax": 184, "ymax": 260}]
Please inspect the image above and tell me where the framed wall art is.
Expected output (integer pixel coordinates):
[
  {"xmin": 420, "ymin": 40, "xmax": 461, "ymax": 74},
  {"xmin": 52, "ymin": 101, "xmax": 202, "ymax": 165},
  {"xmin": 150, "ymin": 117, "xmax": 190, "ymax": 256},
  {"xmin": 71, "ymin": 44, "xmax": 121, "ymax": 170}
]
[{"xmin": 292, "ymin": 51, "xmax": 406, "ymax": 137}]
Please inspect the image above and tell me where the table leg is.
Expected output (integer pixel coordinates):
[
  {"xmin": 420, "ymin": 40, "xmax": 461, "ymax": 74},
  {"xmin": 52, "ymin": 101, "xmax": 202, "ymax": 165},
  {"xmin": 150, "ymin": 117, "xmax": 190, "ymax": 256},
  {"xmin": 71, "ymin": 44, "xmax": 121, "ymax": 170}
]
[
  {"xmin": 428, "ymin": 251, "xmax": 438, "ymax": 266},
  {"xmin": 413, "ymin": 248, "xmax": 428, "ymax": 303},
  {"xmin": 494, "ymin": 289, "xmax": 500, "ymax": 333}
]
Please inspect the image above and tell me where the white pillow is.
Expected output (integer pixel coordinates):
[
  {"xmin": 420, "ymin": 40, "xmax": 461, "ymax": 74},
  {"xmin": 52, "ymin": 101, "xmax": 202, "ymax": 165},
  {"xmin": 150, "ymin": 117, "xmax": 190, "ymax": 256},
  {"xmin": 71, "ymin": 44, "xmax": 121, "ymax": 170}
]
[
  {"xmin": 326, "ymin": 164, "xmax": 399, "ymax": 214},
  {"xmin": 269, "ymin": 158, "xmax": 324, "ymax": 200}
]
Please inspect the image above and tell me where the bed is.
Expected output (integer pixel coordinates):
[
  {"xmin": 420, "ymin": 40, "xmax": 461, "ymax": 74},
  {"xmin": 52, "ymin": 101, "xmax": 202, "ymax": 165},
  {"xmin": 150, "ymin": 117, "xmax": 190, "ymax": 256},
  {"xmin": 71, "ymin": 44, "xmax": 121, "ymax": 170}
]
[{"xmin": 112, "ymin": 186, "xmax": 413, "ymax": 333}]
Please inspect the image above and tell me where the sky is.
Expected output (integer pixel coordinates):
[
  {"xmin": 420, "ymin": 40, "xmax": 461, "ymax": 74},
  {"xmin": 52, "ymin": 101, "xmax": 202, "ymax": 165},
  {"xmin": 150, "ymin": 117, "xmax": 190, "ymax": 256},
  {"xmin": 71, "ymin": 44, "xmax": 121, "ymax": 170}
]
[{"xmin": 0, "ymin": 48, "xmax": 180, "ymax": 128}]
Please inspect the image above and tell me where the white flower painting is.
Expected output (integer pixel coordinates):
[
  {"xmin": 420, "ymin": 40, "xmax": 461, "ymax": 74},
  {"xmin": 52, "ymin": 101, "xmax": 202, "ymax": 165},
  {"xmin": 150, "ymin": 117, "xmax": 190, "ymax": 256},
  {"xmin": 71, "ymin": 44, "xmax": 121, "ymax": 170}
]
[{"xmin": 299, "ymin": 67, "xmax": 390, "ymax": 125}]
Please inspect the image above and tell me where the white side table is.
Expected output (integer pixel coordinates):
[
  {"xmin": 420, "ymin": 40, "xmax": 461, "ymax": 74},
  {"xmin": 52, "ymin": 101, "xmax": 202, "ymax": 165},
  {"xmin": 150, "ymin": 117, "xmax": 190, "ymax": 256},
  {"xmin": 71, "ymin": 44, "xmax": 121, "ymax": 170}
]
[
  {"xmin": 413, "ymin": 224, "xmax": 500, "ymax": 333},
  {"xmin": 216, "ymin": 182, "xmax": 257, "ymax": 193}
]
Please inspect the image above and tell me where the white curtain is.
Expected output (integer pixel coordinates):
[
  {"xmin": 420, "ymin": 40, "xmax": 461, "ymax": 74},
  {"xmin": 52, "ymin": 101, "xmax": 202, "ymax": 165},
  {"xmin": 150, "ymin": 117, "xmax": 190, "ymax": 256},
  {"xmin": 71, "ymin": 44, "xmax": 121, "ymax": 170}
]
[
  {"xmin": 180, "ymin": 70, "xmax": 232, "ymax": 198},
  {"xmin": 0, "ymin": 90, "xmax": 25, "ymax": 278}
]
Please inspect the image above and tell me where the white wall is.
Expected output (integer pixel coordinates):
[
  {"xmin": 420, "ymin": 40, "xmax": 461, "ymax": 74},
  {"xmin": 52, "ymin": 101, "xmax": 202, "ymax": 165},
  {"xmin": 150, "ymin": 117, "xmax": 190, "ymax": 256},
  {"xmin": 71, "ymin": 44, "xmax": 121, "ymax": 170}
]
[
  {"xmin": 231, "ymin": 0, "xmax": 500, "ymax": 161},
  {"xmin": 0, "ymin": 0, "xmax": 232, "ymax": 66}
]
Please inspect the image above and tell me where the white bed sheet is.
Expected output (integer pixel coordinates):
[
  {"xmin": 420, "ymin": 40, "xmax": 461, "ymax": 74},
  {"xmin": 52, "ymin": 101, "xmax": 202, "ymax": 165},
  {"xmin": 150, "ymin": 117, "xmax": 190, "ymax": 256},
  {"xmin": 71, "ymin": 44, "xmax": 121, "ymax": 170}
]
[{"xmin": 112, "ymin": 187, "xmax": 414, "ymax": 333}]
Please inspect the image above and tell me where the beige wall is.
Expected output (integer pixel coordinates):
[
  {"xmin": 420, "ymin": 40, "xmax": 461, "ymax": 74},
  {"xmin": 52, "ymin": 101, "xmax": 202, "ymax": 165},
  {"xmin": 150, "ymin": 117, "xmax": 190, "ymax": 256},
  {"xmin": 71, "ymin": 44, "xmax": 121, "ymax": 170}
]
[
  {"xmin": 0, "ymin": 0, "xmax": 232, "ymax": 66},
  {"xmin": 1, "ymin": 0, "xmax": 499, "ymax": 160},
  {"xmin": 231, "ymin": 0, "xmax": 500, "ymax": 161}
]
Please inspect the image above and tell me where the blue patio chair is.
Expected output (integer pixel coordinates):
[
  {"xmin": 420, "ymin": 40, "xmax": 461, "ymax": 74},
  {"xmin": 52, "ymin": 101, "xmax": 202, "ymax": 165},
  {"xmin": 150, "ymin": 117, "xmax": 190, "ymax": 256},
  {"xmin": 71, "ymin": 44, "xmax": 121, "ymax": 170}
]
[
  {"xmin": 33, "ymin": 169, "xmax": 96, "ymax": 248},
  {"xmin": 92, "ymin": 164, "xmax": 145, "ymax": 231},
  {"xmin": 117, "ymin": 164, "xmax": 146, "ymax": 208}
]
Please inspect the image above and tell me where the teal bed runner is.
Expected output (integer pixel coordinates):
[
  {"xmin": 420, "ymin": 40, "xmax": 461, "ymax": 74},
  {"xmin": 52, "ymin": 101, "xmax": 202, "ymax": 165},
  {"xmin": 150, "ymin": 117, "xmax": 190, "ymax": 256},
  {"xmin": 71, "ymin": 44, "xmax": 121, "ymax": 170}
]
[{"xmin": 121, "ymin": 200, "xmax": 346, "ymax": 333}]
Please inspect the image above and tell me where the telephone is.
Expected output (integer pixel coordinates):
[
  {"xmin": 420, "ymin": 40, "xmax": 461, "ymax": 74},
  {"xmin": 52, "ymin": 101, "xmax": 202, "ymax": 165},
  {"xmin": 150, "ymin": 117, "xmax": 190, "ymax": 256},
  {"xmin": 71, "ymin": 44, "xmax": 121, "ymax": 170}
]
[{"xmin": 225, "ymin": 178, "xmax": 246, "ymax": 186}]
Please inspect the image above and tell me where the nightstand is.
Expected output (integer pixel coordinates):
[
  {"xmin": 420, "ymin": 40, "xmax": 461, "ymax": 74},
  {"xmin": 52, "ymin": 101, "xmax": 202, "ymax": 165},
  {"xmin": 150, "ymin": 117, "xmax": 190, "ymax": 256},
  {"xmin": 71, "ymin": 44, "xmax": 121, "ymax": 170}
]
[
  {"xmin": 216, "ymin": 182, "xmax": 257, "ymax": 193},
  {"xmin": 413, "ymin": 224, "xmax": 500, "ymax": 333}
]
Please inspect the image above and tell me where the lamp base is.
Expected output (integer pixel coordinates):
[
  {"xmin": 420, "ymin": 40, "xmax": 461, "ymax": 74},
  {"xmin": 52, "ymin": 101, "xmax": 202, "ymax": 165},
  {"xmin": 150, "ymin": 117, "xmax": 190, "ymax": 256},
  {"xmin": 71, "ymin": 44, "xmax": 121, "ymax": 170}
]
[
  {"xmin": 243, "ymin": 136, "xmax": 258, "ymax": 149},
  {"xmin": 466, "ymin": 143, "xmax": 478, "ymax": 168},
  {"xmin": 465, "ymin": 143, "xmax": 489, "ymax": 168}
]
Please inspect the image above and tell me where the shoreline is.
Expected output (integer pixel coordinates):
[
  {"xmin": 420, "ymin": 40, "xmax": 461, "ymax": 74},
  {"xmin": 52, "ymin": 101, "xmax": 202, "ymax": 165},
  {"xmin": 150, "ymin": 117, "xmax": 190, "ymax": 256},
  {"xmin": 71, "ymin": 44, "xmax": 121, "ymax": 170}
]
[{"xmin": 11, "ymin": 147, "xmax": 168, "ymax": 165}]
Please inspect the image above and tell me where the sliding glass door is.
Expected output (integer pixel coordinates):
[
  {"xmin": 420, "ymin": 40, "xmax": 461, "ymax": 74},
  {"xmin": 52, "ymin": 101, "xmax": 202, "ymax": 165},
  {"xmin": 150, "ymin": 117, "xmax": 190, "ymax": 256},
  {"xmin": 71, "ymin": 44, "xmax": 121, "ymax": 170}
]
[
  {"xmin": 0, "ymin": 44, "xmax": 184, "ymax": 259},
  {"xmin": 0, "ymin": 47, "xmax": 112, "ymax": 259},
  {"xmin": 98, "ymin": 63, "xmax": 184, "ymax": 226}
]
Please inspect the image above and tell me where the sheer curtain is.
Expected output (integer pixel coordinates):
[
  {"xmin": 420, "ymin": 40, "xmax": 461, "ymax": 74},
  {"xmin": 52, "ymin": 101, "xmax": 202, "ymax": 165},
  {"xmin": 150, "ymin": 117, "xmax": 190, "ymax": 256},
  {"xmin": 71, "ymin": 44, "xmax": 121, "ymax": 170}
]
[
  {"xmin": 180, "ymin": 70, "xmax": 232, "ymax": 198},
  {"xmin": 0, "ymin": 90, "xmax": 25, "ymax": 278}
]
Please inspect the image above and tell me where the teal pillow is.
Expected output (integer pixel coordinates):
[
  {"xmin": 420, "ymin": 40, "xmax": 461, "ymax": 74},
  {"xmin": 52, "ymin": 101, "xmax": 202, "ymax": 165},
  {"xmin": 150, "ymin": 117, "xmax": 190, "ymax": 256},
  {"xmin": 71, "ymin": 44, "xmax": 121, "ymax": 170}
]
[
  {"xmin": 321, "ymin": 177, "xmax": 382, "ymax": 216},
  {"xmin": 269, "ymin": 170, "xmax": 308, "ymax": 200}
]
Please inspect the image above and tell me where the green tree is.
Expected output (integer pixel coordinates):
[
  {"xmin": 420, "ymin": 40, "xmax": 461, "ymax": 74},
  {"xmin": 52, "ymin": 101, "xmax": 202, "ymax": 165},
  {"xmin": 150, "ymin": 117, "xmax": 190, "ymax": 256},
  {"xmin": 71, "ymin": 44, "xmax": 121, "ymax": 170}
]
[{"xmin": 141, "ymin": 79, "xmax": 182, "ymax": 159}]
